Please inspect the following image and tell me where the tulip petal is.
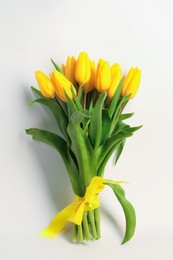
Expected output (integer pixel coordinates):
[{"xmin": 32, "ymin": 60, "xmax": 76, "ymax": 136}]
[{"xmin": 95, "ymin": 59, "xmax": 111, "ymax": 92}]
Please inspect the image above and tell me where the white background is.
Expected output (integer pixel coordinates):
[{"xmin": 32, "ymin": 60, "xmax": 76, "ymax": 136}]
[{"xmin": 0, "ymin": 0, "xmax": 173, "ymax": 259}]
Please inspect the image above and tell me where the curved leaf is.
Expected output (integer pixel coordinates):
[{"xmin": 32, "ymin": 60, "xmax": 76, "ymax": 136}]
[
  {"xmin": 67, "ymin": 111, "xmax": 96, "ymax": 187},
  {"xmin": 105, "ymin": 183, "xmax": 136, "ymax": 244},
  {"xmin": 67, "ymin": 149, "xmax": 84, "ymax": 196},
  {"xmin": 26, "ymin": 128, "xmax": 83, "ymax": 195},
  {"xmin": 100, "ymin": 109, "xmax": 111, "ymax": 145},
  {"xmin": 97, "ymin": 139, "xmax": 123, "ymax": 177},
  {"xmin": 31, "ymin": 86, "xmax": 45, "ymax": 98},
  {"xmin": 97, "ymin": 131, "xmax": 133, "ymax": 169},
  {"xmin": 125, "ymin": 125, "xmax": 143, "ymax": 133},
  {"xmin": 31, "ymin": 98, "xmax": 70, "ymax": 145},
  {"xmin": 113, "ymin": 123, "xmax": 142, "ymax": 136},
  {"xmin": 118, "ymin": 113, "xmax": 134, "ymax": 122},
  {"xmin": 66, "ymin": 94, "xmax": 77, "ymax": 119},
  {"xmin": 51, "ymin": 58, "xmax": 64, "ymax": 75},
  {"xmin": 26, "ymin": 128, "xmax": 69, "ymax": 169},
  {"xmin": 71, "ymin": 86, "xmax": 83, "ymax": 111},
  {"xmin": 114, "ymin": 140, "xmax": 126, "ymax": 165},
  {"xmin": 110, "ymin": 95, "xmax": 130, "ymax": 134},
  {"xmin": 113, "ymin": 122, "xmax": 130, "ymax": 135},
  {"xmin": 89, "ymin": 92, "xmax": 107, "ymax": 151},
  {"xmin": 109, "ymin": 77, "xmax": 124, "ymax": 118}
]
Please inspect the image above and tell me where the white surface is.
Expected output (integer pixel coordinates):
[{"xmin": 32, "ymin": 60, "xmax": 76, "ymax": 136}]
[{"xmin": 1, "ymin": 0, "xmax": 173, "ymax": 259}]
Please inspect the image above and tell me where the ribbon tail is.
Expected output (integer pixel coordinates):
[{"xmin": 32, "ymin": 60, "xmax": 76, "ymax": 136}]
[{"xmin": 39, "ymin": 203, "xmax": 76, "ymax": 238}]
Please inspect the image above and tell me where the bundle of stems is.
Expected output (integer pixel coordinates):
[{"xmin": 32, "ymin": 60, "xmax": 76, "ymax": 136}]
[{"xmin": 72, "ymin": 209, "xmax": 101, "ymax": 242}]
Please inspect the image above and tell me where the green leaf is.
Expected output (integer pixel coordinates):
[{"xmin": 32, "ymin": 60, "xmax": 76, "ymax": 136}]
[
  {"xmin": 125, "ymin": 125, "xmax": 143, "ymax": 133},
  {"xmin": 97, "ymin": 122, "xmax": 142, "ymax": 175},
  {"xmin": 109, "ymin": 77, "xmax": 124, "ymax": 118},
  {"xmin": 113, "ymin": 122, "xmax": 130, "ymax": 135},
  {"xmin": 55, "ymin": 95, "xmax": 68, "ymax": 115},
  {"xmin": 51, "ymin": 58, "xmax": 64, "ymax": 75},
  {"xmin": 105, "ymin": 183, "xmax": 136, "ymax": 244},
  {"xmin": 66, "ymin": 94, "xmax": 77, "ymax": 119},
  {"xmin": 77, "ymin": 85, "xmax": 84, "ymax": 106},
  {"xmin": 26, "ymin": 128, "xmax": 82, "ymax": 195},
  {"xmin": 97, "ymin": 131, "xmax": 133, "ymax": 169},
  {"xmin": 67, "ymin": 149, "xmax": 85, "ymax": 196},
  {"xmin": 114, "ymin": 140, "xmax": 126, "ymax": 165},
  {"xmin": 109, "ymin": 95, "xmax": 130, "ymax": 136},
  {"xmin": 31, "ymin": 86, "xmax": 45, "ymax": 98},
  {"xmin": 100, "ymin": 109, "xmax": 111, "ymax": 145},
  {"xmin": 97, "ymin": 139, "xmax": 123, "ymax": 177},
  {"xmin": 26, "ymin": 128, "xmax": 69, "ymax": 169},
  {"xmin": 114, "ymin": 124, "xmax": 142, "ymax": 135},
  {"xmin": 31, "ymin": 98, "xmax": 70, "ymax": 145},
  {"xmin": 89, "ymin": 92, "xmax": 107, "ymax": 151},
  {"xmin": 118, "ymin": 113, "xmax": 134, "ymax": 122},
  {"xmin": 71, "ymin": 86, "xmax": 83, "ymax": 111},
  {"xmin": 67, "ymin": 111, "xmax": 96, "ymax": 187}
]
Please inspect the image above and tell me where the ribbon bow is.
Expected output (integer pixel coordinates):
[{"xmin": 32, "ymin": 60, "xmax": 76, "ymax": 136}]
[{"xmin": 39, "ymin": 176, "xmax": 125, "ymax": 238}]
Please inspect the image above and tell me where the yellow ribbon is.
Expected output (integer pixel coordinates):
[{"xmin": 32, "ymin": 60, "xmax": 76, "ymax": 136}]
[{"xmin": 39, "ymin": 176, "xmax": 125, "ymax": 238}]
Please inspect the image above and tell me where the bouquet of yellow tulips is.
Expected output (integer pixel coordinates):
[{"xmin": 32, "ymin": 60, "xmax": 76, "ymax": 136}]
[{"xmin": 26, "ymin": 52, "xmax": 141, "ymax": 244}]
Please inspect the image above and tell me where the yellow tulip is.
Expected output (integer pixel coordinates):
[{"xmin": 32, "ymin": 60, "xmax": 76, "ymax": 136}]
[
  {"xmin": 121, "ymin": 67, "xmax": 141, "ymax": 99},
  {"xmin": 61, "ymin": 64, "xmax": 65, "ymax": 74},
  {"xmin": 107, "ymin": 63, "xmax": 122, "ymax": 99},
  {"xmin": 51, "ymin": 70, "xmax": 76, "ymax": 102},
  {"xmin": 94, "ymin": 59, "xmax": 111, "ymax": 92},
  {"xmin": 62, "ymin": 56, "xmax": 76, "ymax": 86},
  {"xmin": 35, "ymin": 70, "xmax": 55, "ymax": 99},
  {"xmin": 111, "ymin": 63, "xmax": 121, "ymax": 77},
  {"xmin": 83, "ymin": 60, "xmax": 96, "ymax": 93},
  {"xmin": 75, "ymin": 52, "xmax": 91, "ymax": 85}
]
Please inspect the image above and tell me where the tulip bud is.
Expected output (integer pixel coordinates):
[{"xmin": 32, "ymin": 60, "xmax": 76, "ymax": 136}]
[
  {"xmin": 107, "ymin": 63, "xmax": 122, "ymax": 99},
  {"xmin": 83, "ymin": 60, "xmax": 96, "ymax": 93},
  {"xmin": 121, "ymin": 67, "xmax": 141, "ymax": 99},
  {"xmin": 35, "ymin": 70, "xmax": 55, "ymax": 99},
  {"xmin": 94, "ymin": 59, "xmax": 111, "ymax": 92},
  {"xmin": 62, "ymin": 56, "xmax": 76, "ymax": 86},
  {"xmin": 61, "ymin": 64, "xmax": 65, "ymax": 74},
  {"xmin": 75, "ymin": 52, "xmax": 91, "ymax": 85},
  {"xmin": 51, "ymin": 70, "xmax": 76, "ymax": 102}
]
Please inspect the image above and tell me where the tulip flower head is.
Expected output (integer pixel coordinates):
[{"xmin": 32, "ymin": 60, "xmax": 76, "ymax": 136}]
[
  {"xmin": 95, "ymin": 59, "xmax": 111, "ymax": 92},
  {"xmin": 61, "ymin": 64, "xmax": 65, "ymax": 74},
  {"xmin": 121, "ymin": 67, "xmax": 141, "ymax": 99},
  {"xmin": 83, "ymin": 60, "xmax": 96, "ymax": 93},
  {"xmin": 107, "ymin": 63, "xmax": 122, "ymax": 99},
  {"xmin": 35, "ymin": 70, "xmax": 55, "ymax": 99},
  {"xmin": 75, "ymin": 52, "xmax": 91, "ymax": 85},
  {"xmin": 62, "ymin": 56, "xmax": 76, "ymax": 86},
  {"xmin": 51, "ymin": 70, "xmax": 76, "ymax": 102}
]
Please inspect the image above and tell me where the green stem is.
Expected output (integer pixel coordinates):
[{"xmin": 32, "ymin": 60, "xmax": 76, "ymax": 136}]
[
  {"xmin": 88, "ymin": 211, "xmax": 97, "ymax": 238},
  {"xmin": 72, "ymin": 208, "xmax": 101, "ymax": 242},
  {"xmin": 95, "ymin": 208, "xmax": 101, "ymax": 239},
  {"xmin": 83, "ymin": 212, "xmax": 92, "ymax": 240},
  {"xmin": 72, "ymin": 225, "xmax": 77, "ymax": 242},
  {"xmin": 82, "ymin": 223, "xmax": 86, "ymax": 240},
  {"xmin": 77, "ymin": 225, "xmax": 83, "ymax": 242}
]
